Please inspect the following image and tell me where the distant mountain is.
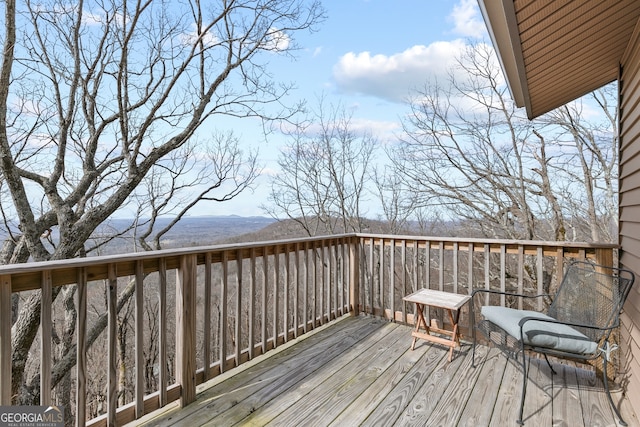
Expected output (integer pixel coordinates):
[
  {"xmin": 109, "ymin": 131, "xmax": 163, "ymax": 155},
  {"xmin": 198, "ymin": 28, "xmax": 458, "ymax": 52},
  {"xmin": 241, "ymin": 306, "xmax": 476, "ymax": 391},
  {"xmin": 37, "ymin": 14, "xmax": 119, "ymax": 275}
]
[{"xmin": 93, "ymin": 215, "xmax": 278, "ymax": 253}]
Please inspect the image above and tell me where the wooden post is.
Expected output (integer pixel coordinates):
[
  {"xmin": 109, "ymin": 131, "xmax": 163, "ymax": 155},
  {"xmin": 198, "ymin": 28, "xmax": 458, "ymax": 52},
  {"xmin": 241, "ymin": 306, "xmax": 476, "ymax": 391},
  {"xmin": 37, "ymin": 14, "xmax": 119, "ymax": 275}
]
[
  {"xmin": 176, "ymin": 254, "xmax": 197, "ymax": 407},
  {"xmin": 0, "ymin": 275, "xmax": 11, "ymax": 405},
  {"xmin": 595, "ymin": 247, "xmax": 614, "ymax": 269},
  {"xmin": 349, "ymin": 237, "xmax": 360, "ymax": 316}
]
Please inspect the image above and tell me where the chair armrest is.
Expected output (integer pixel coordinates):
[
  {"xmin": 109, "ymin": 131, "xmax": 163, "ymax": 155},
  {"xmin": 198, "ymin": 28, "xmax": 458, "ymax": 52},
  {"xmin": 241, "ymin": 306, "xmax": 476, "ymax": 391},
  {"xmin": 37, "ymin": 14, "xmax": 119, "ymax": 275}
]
[
  {"xmin": 518, "ymin": 315, "xmax": 617, "ymax": 334},
  {"xmin": 471, "ymin": 288, "xmax": 551, "ymax": 300}
]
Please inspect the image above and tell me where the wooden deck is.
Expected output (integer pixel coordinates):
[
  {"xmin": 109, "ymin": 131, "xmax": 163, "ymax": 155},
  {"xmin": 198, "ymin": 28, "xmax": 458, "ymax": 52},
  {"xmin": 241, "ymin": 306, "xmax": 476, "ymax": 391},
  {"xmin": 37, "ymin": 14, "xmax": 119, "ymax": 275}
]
[{"xmin": 133, "ymin": 316, "xmax": 638, "ymax": 427}]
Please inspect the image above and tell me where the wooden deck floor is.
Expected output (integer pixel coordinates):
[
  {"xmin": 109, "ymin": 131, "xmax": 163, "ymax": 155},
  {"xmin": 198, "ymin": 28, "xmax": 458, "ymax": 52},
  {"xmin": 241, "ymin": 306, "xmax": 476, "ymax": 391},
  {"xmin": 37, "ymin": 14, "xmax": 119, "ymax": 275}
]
[{"xmin": 134, "ymin": 316, "xmax": 638, "ymax": 427}]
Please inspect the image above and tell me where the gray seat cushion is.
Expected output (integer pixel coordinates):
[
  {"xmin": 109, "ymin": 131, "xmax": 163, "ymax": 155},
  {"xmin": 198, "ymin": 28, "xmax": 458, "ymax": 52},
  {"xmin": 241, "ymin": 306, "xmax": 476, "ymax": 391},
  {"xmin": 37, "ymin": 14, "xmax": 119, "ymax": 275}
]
[{"xmin": 481, "ymin": 306, "xmax": 598, "ymax": 355}]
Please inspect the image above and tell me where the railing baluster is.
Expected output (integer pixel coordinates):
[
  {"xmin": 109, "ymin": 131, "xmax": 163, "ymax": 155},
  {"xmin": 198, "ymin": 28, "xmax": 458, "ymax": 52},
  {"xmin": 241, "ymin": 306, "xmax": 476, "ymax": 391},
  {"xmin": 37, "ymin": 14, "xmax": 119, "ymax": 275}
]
[
  {"xmin": 303, "ymin": 242, "xmax": 308, "ymax": 333},
  {"xmin": 468, "ymin": 242, "xmax": 474, "ymax": 296},
  {"xmin": 76, "ymin": 268, "xmax": 87, "ymax": 427},
  {"xmin": 220, "ymin": 251, "xmax": 228, "ymax": 373},
  {"xmin": 349, "ymin": 237, "xmax": 359, "ymax": 316},
  {"xmin": 107, "ymin": 265, "xmax": 117, "ymax": 426},
  {"xmin": 327, "ymin": 239, "xmax": 337, "ymax": 320},
  {"xmin": 40, "ymin": 271, "xmax": 52, "ymax": 406},
  {"xmin": 261, "ymin": 248, "xmax": 267, "ymax": 354},
  {"xmin": 369, "ymin": 237, "xmax": 374, "ymax": 315},
  {"xmin": 249, "ymin": 248, "xmax": 256, "ymax": 359},
  {"xmin": 401, "ymin": 240, "xmax": 407, "ymax": 322},
  {"xmin": 453, "ymin": 242, "xmax": 459, "ymax": 294},
  {"xmin": 425, "ymin": 240, "xmax": 431, "ymax": 289},
  {"xmin": 312, "ymin": 241, "xmax": 318, "ymax": 324},
  {"xmin": 556, "ymin": 247, "xmax": 564, "ymax": 291},
  {"xmin": 273, "ymin": 245, "xmax": 279, "ymax": 349},
  {"xmin": 319, "ymin": 243, "xmax": 325, "ymax": 325},
  {"xmin": 335, "ymin": 239, "xmax": 344, "ymax": 316},
  {"xmin": 439, "ymin": 241, "xmax": 444, "ymax": 292},
  {"xmin": 484, "ymin": 243, "xmax": 490, "ymax": 306},
  {"xmin": 284, "ymin": 246, "xmax": 290, "ymax": 342},
  {"xmin": 518, "ymin": 245, "xmax": 524, "ymax": 310},
  {"xmin": 379, "ymin": 238, "xmax": 384, "ymax": 315},
  {"xmin": 390, "ymin": 239, "xmax": 395, "ymax": 322},
  {"xmin": 158, "ymin": 259, "xmax": 167, "ymax": 407},
  {"xmin": 0, "ymin": 275, "xmax": 9, "ymax": 406},
  {"xmin": 293, "ymin": 244, "xmax": 299, "ymax": 338},
  {"xmin": 204, "ymin": 253, "xmax": 212, "ymax": 378},
  {"xmin": 500, "ymin": 244, "xmax": 506, "ymax": 307},
  {"xmin": 537, "ymin": 247, "xmax": 544, "ymax": 311},
  {"xmin": 324, "ymin": 241, "xmax": 330, "ymax": 320},
  {"xmin": 235, "ymin": 250, "xmax": 243, "ymax": 367},
  {"xmin": 135, "ymin": 260, "xmax": 144, "ymax": 419}
]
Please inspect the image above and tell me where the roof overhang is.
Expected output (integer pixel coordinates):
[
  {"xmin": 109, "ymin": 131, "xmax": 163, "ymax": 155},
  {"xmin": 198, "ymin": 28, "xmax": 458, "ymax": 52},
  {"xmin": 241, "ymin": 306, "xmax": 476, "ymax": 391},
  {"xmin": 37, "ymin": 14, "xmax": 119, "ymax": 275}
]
[{"xmin": 478, "ymin": 0, "xmax": 640, "ymax": 119}]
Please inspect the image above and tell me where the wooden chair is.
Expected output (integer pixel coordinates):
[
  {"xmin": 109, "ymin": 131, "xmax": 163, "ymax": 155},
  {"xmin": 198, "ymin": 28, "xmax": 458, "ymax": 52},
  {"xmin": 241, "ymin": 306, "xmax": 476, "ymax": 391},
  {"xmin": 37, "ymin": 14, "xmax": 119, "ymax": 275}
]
[{"xmin": 471, "ymin": 260, "xmax": 635, "ymax": 425}]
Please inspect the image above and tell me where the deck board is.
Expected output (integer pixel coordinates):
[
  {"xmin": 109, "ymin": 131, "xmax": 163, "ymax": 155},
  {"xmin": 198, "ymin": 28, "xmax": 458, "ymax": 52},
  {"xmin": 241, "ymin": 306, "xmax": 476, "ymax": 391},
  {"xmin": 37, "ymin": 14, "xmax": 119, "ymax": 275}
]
[
  {"xmin": 457, "ymin": 347, "xmax": 506, "ymax": 426},
  {"xmin": 133, "ymin": 316, "xmax": 638, "ymax": 427},
  {"xmin": 552, "ymin": 360, "xmax": 584, "ymax": 427},
  {"xmin": 256, "ymin": 323, "xmax": 407, "ymax": 426}
]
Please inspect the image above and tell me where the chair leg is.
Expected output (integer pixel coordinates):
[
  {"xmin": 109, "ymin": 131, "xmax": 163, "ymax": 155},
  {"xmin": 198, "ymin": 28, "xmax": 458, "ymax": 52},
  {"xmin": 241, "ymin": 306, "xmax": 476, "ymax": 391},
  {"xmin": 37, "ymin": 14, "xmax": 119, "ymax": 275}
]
[
  {"xmin": 517, "ymin": 345, "xmax": 527, "ymax": 425},
  {"xmin": 543, "ymin": 353, "xmax": 557, "ymax": 375},
  {"xmin": 603, "ymin": 355, "xmax": 627, "ymax": 426}
]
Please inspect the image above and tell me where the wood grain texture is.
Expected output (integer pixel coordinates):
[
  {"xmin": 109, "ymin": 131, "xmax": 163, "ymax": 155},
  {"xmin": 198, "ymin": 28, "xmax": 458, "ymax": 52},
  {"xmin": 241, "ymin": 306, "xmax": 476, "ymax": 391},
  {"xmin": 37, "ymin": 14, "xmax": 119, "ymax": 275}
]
[
  {"xmin": 458, "ymin": 347, "xmax": 507, "ymax": 426},
  {"xmin": 136, "ymin": 317, "xmax": 630, "ymax": 427},
  {"xmin": 552, "ymin": 360, "xmax": 584, "ymax": 427}
]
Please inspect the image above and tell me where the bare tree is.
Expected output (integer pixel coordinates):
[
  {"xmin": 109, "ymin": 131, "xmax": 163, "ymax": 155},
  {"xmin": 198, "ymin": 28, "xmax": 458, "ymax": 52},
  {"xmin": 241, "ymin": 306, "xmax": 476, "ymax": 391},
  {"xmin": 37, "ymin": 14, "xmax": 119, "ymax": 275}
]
[
  {"xmin": 394, "ymin": 43, "xmax": 618, "ymax": 243},
  {"xmin": 537, "ymin": 86, "xmax": 619, "ymax": 242},
  {"xmin": 265, "ymin": 97, "xmax": 378, "ymax": 235},
  {"xmin": 0, "ymin": 0, "xmax": 324, "ymax": 404},
  {"xmin": 134, "ymin": 132, "xmax": 260, "ymax": 251}
]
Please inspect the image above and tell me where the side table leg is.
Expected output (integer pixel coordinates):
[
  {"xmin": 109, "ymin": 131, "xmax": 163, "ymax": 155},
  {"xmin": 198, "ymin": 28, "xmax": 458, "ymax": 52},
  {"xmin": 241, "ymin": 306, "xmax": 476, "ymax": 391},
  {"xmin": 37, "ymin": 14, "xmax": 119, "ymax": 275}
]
[
  {"xmin": 447, "ymin": 308, "xmax": 460, "ymax": 362},
  {"xmin": 412, "ymin": 303, "xmax": 428, "ymax": 350}
]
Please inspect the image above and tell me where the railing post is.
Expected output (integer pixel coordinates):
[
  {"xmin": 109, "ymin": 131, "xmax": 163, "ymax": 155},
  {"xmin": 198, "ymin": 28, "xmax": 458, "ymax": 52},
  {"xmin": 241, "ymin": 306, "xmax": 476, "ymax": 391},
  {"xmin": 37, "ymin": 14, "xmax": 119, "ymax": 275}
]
[
  {"xmin": 595, "ymin": 247, "xmax": 614, "ymax": 269},
  {"xmin": 349, "ymin": 236, "xmax": 360, "ymax": 316},
  {"xmin": 0, "ymin": 275, "xmax": 10, "ymax": 405},
  {"xmin": 176, "ymin": 254, "xmax": 197, "ymax": 407}
]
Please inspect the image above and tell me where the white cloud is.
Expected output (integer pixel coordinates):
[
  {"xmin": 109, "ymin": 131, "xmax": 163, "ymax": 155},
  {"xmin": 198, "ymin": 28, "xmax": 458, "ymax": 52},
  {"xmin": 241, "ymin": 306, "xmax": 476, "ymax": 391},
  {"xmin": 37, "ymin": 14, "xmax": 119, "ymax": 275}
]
[
  {"xmin": 263, "ymin": 28, "xmax": 290, "ymax": 52},
  {"xmin": 448, "ymin": 0, "xmax": 486, "ymax": 38},
  {"xmin": 180, "ymin": 24, "xmax": 219, "ymax": 47},
  {"xmin": 332, "ymin": 40, "xmax": 468, "ymax": 103}
]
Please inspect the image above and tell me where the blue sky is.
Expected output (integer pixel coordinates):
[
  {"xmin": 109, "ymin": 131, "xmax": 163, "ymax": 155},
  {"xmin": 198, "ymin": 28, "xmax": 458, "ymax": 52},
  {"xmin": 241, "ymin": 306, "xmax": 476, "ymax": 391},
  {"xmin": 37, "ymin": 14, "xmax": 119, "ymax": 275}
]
[{"xmin": 205, "ymin": 0, "xmax": 488, "ymax": 217}]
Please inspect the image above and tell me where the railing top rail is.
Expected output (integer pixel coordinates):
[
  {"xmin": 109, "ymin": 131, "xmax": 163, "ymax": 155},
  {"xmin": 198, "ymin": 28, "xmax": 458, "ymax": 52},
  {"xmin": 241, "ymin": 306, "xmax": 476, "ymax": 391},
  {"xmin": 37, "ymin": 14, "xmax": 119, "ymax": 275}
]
[
  {"xmin": 353, "ymin": 233, "xmax": 619, "ymax": 249},
  {"xmin": 0, "ymin": 233, "xmax": 358, "ymax": 275},
  {"xmin": 0, "ymin": 232, "xmax": 617, "ymax": 292}
]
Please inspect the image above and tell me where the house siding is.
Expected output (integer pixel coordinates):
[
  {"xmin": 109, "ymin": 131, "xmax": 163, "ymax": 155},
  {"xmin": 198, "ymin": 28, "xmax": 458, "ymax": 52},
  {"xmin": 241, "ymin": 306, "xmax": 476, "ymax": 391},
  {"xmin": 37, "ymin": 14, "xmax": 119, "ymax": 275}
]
[{"xmin": 619, "ymin": 16, "xmax": 640, "ymax": 404}]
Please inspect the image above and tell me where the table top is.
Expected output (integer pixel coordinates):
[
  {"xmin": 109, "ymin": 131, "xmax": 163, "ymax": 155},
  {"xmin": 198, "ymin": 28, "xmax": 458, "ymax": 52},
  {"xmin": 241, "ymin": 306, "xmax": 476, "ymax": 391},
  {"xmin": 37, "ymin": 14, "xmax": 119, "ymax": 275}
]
[{"xmin": 403, "ymin": 288, "xmax": 471, "ymax": 310}]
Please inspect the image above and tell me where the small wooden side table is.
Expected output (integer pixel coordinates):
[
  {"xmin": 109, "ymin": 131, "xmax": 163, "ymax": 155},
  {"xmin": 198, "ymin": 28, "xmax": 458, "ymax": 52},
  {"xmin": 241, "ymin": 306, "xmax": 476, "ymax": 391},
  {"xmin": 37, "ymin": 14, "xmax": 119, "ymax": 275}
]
[{"xmin": 403, "ymin": 288, "xmax": 471, "ymax": 362}]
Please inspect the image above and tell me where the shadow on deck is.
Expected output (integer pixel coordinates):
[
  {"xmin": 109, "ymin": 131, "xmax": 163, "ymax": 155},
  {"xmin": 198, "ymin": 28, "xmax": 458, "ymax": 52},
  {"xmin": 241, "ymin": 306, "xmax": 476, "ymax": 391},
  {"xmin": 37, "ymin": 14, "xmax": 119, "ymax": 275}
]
[{"xmin": 132, "ymin": 316, "xmax": 638, "ymax": 426}]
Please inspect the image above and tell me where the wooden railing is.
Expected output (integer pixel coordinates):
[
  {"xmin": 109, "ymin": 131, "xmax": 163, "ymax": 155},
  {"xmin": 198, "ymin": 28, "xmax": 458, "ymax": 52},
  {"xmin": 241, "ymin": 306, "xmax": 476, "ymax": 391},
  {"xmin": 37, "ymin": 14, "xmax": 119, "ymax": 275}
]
[{"xmin": 0, "ymin": 233, "xmax": 617, "ymax": 426}]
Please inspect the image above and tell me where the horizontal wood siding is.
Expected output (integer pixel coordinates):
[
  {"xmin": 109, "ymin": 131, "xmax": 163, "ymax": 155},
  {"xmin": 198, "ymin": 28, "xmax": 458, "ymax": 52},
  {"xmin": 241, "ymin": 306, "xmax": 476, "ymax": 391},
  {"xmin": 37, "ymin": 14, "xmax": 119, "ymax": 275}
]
[{"xmin": 620, "ymin": 15, "xmax": 640, "ymax": 413}]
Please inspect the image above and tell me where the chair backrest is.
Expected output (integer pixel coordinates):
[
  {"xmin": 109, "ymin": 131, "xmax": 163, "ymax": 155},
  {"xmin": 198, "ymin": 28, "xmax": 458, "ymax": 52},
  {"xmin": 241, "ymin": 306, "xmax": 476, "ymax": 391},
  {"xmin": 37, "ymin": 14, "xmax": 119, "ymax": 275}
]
[{"xmin": 547, "ymin": 260, "xmax": 635, "ymax": 342}]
